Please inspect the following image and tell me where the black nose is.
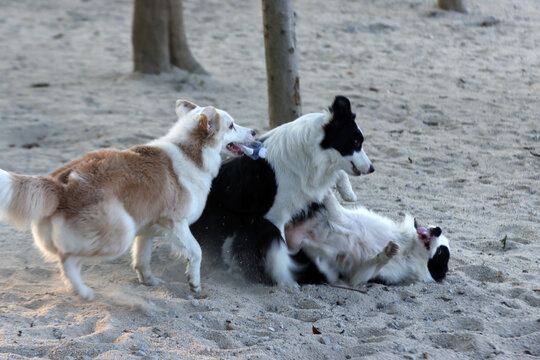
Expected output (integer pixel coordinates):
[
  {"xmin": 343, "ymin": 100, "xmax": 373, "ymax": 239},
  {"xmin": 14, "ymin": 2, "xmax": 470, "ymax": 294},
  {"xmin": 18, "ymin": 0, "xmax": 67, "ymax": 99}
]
[
  {"xmin": 251, "ymin": 130, "xmax": 256, "ymax": 136},
  {"xmin": 368, "ymin": 164, "xmax": 375, "ymax": 173}
]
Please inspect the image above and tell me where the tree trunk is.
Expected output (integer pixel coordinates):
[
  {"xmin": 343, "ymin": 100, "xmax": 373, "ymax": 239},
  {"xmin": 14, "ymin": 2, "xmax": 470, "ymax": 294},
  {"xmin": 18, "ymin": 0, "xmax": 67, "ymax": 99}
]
[
  {"xmin": 262, "ymin": 0, "xmax": 302, "ymax": 128},
  {"xmin": 437, "ymin": 0, "xmax": 467, "ymax": 13},
  {"xmin": 168, "ymin": 0, "xmax": 206, "ymax": 74},
  {"xmin": 132, "ymin": 0, "xmax": 206, "ymax": 75}
]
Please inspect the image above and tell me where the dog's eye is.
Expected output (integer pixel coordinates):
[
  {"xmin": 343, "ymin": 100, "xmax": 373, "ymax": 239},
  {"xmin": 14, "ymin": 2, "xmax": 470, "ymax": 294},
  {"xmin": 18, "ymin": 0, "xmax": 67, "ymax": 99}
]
[{"xmin": 229, "ymin": 123, "xmax": 234, "ymax": 130}]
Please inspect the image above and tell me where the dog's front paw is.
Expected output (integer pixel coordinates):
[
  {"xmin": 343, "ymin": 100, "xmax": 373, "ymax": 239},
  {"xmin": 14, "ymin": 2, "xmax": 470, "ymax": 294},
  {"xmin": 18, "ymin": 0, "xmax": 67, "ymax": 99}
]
[
  {"xmin": 278, "ymin": 282, "xmax": 300, "ymax": 291},
  {"xmin": 189, "ymin": 281, "xmax": 202, "ymax": 293},
  {"xmin": 76, "ymin": 286, "xmax": 95, "ymax": 301},
  {"xmin": 336, "ymin": 170, "xmax": 357, "ymax": 202},
  {"xmin": 384, "ymin": 241, "xmax": 399, "ymax": 259},
  {"xmin": 340, "ymin": 190, "xmax": 357, "ymax": 202},
  {"xmin": 135, "ymin": 269, "xmax": 164, "ymax": 287},
  {"xmin": 144, "ymin": 276, "xmax": 165, "ymax": 287}
]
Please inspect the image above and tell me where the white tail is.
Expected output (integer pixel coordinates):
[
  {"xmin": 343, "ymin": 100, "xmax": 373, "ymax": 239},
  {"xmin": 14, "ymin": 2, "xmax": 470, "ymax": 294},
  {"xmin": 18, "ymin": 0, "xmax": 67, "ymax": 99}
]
[{"xmin": 0, "ymin": 169, "xmax": 60, "ymax": 229}]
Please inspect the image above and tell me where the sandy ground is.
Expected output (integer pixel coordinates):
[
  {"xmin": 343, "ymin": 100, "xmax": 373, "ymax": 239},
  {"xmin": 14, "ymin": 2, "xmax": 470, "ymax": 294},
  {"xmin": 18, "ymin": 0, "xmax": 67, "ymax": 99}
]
[{"xmin": 0, "ymin": 0, "xmax": 539, "ymax": 359}]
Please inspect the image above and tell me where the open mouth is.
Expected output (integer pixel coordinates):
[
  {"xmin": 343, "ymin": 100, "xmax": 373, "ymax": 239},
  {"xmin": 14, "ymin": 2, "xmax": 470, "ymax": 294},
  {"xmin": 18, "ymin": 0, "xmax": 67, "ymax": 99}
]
[
  {"xmin": 226, "ymin": 143, "xmax": 244, "ymax": 156},
  {"xmin": 417, "ymin": 227, "xmax": 431, "ymax": 251},
  {"xmin": 351, "ymin": 161, "xmax": 361, "ymax": 176}
]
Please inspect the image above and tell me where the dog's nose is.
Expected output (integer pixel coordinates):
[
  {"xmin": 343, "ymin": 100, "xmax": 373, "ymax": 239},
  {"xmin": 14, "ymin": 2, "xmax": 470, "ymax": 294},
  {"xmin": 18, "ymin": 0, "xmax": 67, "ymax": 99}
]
[
  {"xmin": 251, "ymin": 130, "xmax": 257, "ymax": 136},
  {"xmin": 368, "ymin": 164, "xmax": 375, "ymax": 173}
]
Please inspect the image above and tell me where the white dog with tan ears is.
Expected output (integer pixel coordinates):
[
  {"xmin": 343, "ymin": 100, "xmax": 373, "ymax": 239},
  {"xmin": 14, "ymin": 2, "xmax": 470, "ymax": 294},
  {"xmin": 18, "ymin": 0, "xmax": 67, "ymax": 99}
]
[{"xmin": 0, "ymin": 100, "xmax": 255, "ymax": 300}]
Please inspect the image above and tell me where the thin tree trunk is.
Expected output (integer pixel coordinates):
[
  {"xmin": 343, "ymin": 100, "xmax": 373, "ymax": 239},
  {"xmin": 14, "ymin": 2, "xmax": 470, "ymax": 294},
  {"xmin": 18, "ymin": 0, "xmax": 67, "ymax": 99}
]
[
  {"xmin": 437, "ymin": 0, "xmax": 467, "ymax": 13},
  {"xmin": 133, "ymin": 0, "xmax": 171, "ymax": 74},
  {"xmin": 132, "ymin": 0, "xmax": 206, "ymax": 75},
  {"xmin": 169, "ymin": 0, "xmax": 207, "ymax": 74},
  {"xmin": 262, "ymin": 0, "xmax": 302, "ymax": 128}
]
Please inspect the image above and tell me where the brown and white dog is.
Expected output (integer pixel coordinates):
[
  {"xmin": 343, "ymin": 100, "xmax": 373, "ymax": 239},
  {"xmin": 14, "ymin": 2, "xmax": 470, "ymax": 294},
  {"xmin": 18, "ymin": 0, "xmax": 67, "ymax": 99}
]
[{"xmin": 0, "ymin": 100, "xmax": 255, "ymax": 300}]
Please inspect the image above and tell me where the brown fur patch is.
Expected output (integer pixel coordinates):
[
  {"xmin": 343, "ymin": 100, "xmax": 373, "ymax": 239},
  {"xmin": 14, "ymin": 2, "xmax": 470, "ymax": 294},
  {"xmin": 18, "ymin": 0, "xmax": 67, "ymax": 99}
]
[
  {"xmin": 177, "ymin": 110, "xmax": 221, "ymax": 169},
  {"xmin": 49, "ymin": 146, "xmax": 189, "ymax": 225},
  {"xmin": 176, "ymin": 100, "xmax": 197, "ymax": 115}
]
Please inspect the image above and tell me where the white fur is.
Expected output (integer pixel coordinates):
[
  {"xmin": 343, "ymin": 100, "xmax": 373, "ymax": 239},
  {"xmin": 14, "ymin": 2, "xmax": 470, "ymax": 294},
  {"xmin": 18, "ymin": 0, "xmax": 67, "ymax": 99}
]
[
  {"xmin": 253, "ymin": 110, "xmax": 373, "ymax": 286},
  {"xmin": 288, "ymin": 191, "xmax": 449, "ymax": 286},
  {"xmin": 221, "ymin": 235, "xmax": 236, "ymax": 269},
  {"xmin": 335, "ymin": 170, "xmax": 357, "ymax": 202},
  {"xmin": 133, "ymin": 105, "xmax": 254, "ymax": 294},
  {"xmin": 147, "ymin": 141, "xmax": 215, "ymax": 224},
  {"xmin": 68, "ymin": 172, "xmax": 86, "ymax": 182},
  {"xmin": 0, "ymin": 169, "xmax": 13, "ymax": 219},
  {"xmin": 262, "ymin": 112, "xmax": 367, "ymax": 229},
  {"xmin": 169, "ymin": 219, "xmax": 203, "ymax": 292},
  {"xmin": 265, "ymin": 241, "xmax": 299, "ymax": 288}
]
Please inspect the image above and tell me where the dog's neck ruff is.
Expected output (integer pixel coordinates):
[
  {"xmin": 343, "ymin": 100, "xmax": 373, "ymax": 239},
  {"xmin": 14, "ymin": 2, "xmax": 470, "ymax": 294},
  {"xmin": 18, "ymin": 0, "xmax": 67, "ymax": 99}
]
[{"xmin": 263, "ymin": 112, "xmax": 341, "ymax": 194}]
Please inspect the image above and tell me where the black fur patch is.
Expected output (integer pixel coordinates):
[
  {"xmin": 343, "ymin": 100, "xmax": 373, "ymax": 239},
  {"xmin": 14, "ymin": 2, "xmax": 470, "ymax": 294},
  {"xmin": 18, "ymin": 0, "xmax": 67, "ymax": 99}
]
[
  {"xmin": 427, "ymin": 245, "xmax": 450, "ymax": 282},
  {"xmin": 229, "ymin": 217, "xmax": 282, "ymax": 284},
  {"xmin": 430, "ymin": 227, "xmax": 442, "ymax": 238},
  {"xmin": 190, "ymin": 155, "xmax": 280, "ymax": 282},
  {"xmin": 292, "ymin": 249, "xmax": 328, "ymax": 285},
  {"xmin": 289, "ymin": 202, "xmax": 326, "ymax": 225},
  {"xmin": 205, "ymin": 156, "xmax": 278, "ymax": 217},
  {"xmin": 368, "ymin": 277, "xmax": 389, "ymax": 285},
  {"xmin": 320, "ymin": 95, "xmax": 364, "ymax": 156}
]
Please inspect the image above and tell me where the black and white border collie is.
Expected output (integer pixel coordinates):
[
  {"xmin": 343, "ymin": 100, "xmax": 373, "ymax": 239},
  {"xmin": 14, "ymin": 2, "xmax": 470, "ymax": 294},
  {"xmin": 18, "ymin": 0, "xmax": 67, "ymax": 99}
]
[
  {"xmin": 191, "ymin": 96, "xmax": 374, "ymax": 286},
  {"xmin": 285, "ymin": 191, "xmax": 450, "ymax": 286}
]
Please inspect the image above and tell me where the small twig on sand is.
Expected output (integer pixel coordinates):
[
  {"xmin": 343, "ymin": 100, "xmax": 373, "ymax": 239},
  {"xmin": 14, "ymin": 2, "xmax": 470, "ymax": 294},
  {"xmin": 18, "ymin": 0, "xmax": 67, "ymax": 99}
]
[
  {"xmin": 500, "ymin": 235, "xmax": 507, "ymax": 250},
  {"xmin": 324, "ymin": 283, "xmax": 368, "ymax": 294}
]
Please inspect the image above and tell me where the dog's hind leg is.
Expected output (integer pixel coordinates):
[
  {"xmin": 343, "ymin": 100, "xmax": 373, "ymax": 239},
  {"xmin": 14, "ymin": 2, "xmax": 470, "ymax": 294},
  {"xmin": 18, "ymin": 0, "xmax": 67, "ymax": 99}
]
[
  {"xmin": 266, "ymin": 240, "xmax": 299, "ymax": 288},
  {"xmin": 60, "ymin": 256, "xmax": 94, "ymax": 301},
  {"xmin": 170, "ymin": 219, "xmax": 202, "ymax": 293},
  {"xmin": 132, "ymin": 234, "xmax": 163, "ymax": 286},
  {"xmin": 223, "ymin": 217, "xmax": 296, "ymax": 287},
  {"xmin": 348, "ymin": 241, "xmax": 399, "ymax": 286}
]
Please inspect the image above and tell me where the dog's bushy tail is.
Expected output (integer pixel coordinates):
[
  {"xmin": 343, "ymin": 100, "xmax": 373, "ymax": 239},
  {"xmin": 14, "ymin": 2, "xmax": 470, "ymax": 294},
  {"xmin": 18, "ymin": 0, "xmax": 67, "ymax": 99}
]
[{"xmin": 0, "ymin": 169, "xmax": 60, "ymax": 229}]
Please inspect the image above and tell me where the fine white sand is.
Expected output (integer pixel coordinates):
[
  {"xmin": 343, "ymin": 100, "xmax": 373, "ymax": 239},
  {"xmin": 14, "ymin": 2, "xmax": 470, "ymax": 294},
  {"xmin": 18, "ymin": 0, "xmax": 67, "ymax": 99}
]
[{"xmin": 0, "ymin": 0, "xmax": 539, "ymax": 359}]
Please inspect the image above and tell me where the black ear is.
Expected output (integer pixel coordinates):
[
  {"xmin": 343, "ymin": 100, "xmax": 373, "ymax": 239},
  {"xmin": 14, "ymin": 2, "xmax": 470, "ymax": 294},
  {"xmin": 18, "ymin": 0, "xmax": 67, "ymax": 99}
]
[
  {"xmin": 430, "ymin": 227, "xmax": 442, "ymax": 238},
  {"xmin": 329, "ymin": 95, "xmax": 355, "ymax": 122}
]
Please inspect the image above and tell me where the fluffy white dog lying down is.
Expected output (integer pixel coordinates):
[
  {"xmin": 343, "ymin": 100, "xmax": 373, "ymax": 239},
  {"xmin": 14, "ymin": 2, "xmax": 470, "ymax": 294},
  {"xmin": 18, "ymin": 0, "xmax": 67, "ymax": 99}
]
[{"xmin": 285, "ymin": 187, "xmax": 450, "ymax": 287}]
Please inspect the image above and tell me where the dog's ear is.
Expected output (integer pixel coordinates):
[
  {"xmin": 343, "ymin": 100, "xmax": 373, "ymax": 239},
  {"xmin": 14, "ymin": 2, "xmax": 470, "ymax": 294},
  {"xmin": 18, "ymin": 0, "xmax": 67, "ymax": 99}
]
[
  {"xmin": 329, "ymin": 95, "xmax": 355, "ymax": 122},
  {"xmin": 430, "ymin": 227, "xmax": 442, "ymax": 238},
  {"xmin": 176, "ymin": 100, "xmax": 198, "ymax": 117},
  {"xmin": 198, "ymin": 106, "xmax": 220, "ymax": 135}
]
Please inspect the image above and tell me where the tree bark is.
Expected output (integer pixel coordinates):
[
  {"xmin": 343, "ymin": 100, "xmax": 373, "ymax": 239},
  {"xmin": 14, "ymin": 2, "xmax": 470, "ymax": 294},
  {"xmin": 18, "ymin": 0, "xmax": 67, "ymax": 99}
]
[
  {"xmin": 262, "ymin": 0, "xmax": 302, "ymax": 128},
  {"xmin": 132, "ymin": 0, "xmax": 206, "ymax": 75},
  {"xmin": 168, "ymin": 0, "xmax": 206, "ymax": 74},
  {"xmin": 437, "ymin": 0, "xmax": 467, "ymax": 13}
]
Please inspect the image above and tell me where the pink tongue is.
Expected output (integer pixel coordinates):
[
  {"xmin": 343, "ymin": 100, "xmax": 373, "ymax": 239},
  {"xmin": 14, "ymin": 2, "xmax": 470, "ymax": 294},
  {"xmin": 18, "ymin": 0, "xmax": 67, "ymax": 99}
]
[{"xmin": 417, "ymin": 227, "xmax": 429, "ymax": 238}]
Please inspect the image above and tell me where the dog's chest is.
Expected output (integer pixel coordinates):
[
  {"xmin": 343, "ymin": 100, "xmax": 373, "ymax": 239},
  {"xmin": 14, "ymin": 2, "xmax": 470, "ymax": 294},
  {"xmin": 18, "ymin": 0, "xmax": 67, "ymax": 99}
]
[{"xmin": 182, "ymin": 176, "xmax": 213, "ymax": 224}]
